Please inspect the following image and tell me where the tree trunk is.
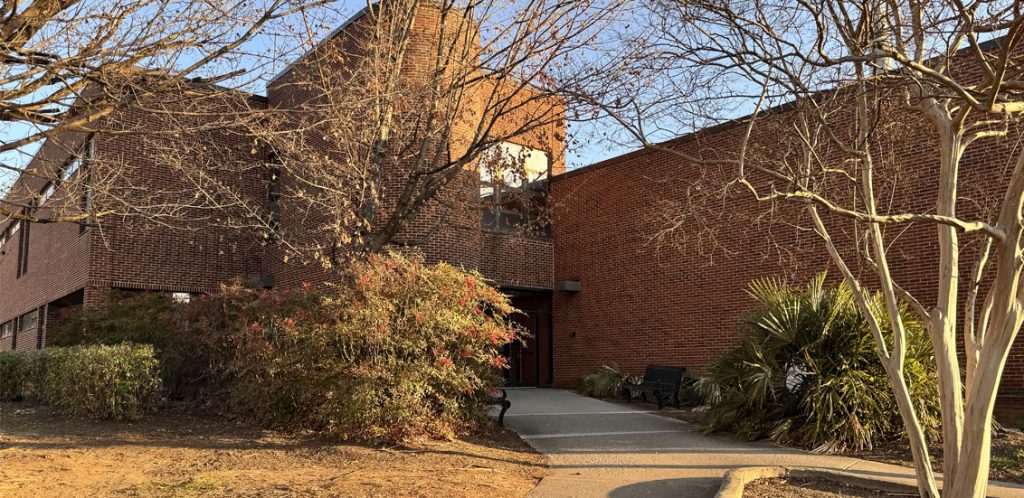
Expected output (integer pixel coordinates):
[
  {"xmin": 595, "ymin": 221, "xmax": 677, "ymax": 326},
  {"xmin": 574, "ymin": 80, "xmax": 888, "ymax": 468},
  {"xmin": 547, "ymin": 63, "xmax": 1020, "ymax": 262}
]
[
  {"xmin": 950, "ymin": 330, "xmax": 1016, "ymax": 497},
  {"xmin": 885, "ymin": 364, "xmax": 943, "ymax": 498},
  {"xmin": 930, "ymin": 108, "xmax": 966, "ymax": 486}
]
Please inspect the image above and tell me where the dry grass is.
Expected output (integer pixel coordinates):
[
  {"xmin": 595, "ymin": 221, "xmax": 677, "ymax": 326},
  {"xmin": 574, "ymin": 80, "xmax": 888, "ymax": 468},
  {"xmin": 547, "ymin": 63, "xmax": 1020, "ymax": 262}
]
[{"xmin": 0, "ymin": 402, "xmax": 546, "ymax": 497}]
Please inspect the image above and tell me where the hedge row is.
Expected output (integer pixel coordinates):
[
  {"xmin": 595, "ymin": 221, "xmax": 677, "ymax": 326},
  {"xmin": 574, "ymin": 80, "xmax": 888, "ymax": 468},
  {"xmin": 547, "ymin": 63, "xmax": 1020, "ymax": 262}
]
[{"xmin": 0, "ymin": 343, "xmax": 161, "ymax": 420}]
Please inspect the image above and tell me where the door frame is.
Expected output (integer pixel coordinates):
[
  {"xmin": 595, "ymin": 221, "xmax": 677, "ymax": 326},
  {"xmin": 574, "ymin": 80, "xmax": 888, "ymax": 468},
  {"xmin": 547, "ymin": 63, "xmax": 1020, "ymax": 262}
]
[{"xmin": 501, "ymin": 286, "xmax": 553, "ymax": 388}]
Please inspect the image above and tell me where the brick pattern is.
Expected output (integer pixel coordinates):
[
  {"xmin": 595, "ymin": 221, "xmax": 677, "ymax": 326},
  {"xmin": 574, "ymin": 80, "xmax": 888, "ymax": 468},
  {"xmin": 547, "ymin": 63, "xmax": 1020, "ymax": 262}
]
[
  {"xmin": 0, "ymin": 133, "xmax": 93, "ymax": 328},
  {"xmin": 550, "ymin": 104, "xmax": 1024, "ymax": 401},
  {"xmin": 264, "ymin": 3, "xmax": 563, "ymax": 290},
  {"xmin": 0, "ymin": 5, "xmax": 563, "ymax": 349}
]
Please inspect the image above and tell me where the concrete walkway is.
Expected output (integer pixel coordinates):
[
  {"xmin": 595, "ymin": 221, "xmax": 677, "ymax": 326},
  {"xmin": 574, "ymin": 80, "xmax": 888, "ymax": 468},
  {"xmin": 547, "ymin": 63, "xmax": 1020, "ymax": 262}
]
[{"xmin": 499, "ymin": 389, "xmax": 1024, "ymax": 498}]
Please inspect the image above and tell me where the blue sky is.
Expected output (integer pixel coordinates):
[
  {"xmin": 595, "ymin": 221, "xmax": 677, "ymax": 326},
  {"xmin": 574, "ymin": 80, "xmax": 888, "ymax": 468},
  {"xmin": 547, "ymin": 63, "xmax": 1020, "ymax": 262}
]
[{"xmin": 0, "ymin": 1, "xmax": 631, "ymax": 197}]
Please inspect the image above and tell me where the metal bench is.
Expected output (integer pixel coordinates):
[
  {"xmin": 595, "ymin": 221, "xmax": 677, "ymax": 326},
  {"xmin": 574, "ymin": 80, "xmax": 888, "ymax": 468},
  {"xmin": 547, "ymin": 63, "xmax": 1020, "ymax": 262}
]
[
  {"xmin": 486, "ymin": 388, "xmax": 511, "ymax": 426},
  {"xmin": 623, "ymin": 365, "xmax": 686, "ymax": 409}
]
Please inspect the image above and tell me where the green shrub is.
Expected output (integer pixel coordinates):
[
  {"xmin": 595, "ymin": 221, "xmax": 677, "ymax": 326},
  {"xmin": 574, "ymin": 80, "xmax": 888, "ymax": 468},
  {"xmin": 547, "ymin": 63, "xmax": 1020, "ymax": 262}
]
[
  {"xmin": 700, "ymin": 274, "xmax": 940, "ymax": 453},
  {"xmin": 0, "ymin": 344, "xmax": 161, "ymax": 420},
  {"xmin": 581, "ymin": 364, "xmax": 629, "ymax": 398},
  {"xmin": 190, "ymin": 252, "xmax": 518, "ymax": 442},
  {"xmin": 52, "ymin": 292, "xmax": 199, "ymax": 397},
  {"xmin": 0, "ymin": 350, "xmax": 40, "ymax": 400}
]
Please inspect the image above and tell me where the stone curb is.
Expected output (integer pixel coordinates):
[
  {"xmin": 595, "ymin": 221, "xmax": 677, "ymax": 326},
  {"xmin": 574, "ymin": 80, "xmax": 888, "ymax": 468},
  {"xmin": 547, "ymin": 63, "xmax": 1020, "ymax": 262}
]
[{"xmin": 715, "ymin": 466, "xmax": 922, "ymax": 498}]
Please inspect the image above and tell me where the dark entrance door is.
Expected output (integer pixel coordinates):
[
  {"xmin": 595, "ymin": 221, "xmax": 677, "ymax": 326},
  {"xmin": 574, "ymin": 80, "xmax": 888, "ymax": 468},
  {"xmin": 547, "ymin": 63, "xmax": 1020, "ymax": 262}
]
[{"xmin": 502, "ymin": 289, "xmax": 552, "ymax": 387}]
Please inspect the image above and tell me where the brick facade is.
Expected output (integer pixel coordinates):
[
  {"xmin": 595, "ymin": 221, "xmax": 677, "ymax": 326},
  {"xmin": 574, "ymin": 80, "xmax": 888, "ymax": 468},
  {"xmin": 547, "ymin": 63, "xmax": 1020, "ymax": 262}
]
[
  {"xmin": 3, "ymin": 4, "xmax": 1021, "ymax": 410},
  {"xmin": 550, "ymin": 104, "xmax": 1024, "ymax": 404},
  {"xmin": 0, "ymin": 4, "xmax": 562, "ymax": 349}
]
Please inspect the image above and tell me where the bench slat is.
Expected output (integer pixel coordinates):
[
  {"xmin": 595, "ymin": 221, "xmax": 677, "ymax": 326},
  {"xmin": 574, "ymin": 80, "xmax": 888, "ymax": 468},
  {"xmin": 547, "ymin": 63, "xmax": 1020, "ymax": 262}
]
[{"xmin": 622, "ymin": 365, "xmax": 686, "ymax": 409}]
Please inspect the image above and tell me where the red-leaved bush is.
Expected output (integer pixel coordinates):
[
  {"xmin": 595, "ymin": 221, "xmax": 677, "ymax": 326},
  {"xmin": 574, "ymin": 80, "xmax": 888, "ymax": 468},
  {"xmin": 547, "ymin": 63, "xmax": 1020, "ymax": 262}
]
[{"xmin": 188, "ymin": 252, "xmax": 520, "ymax": 442}]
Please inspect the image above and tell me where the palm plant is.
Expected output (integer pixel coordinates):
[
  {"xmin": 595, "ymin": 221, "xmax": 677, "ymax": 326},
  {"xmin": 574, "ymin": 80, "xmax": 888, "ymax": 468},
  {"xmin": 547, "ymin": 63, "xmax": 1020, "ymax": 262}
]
[
  {"xmin": 701, "ymin": 274, "xmax": 940, "ymax": 453},
  {"xmin": 581, "ymin": 364, "xmax": 631, "ymax": 398}
]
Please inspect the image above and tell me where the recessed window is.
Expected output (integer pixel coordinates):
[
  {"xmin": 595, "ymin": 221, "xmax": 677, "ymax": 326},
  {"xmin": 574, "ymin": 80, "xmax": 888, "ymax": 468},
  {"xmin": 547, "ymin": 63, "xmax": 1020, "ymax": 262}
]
[
  {"xmin": 266, "ymin": 163, "xmax": 281, "ymax": 241},
  {"xmin": 16, "ymin": 221, "xmax": 30, "ymax": 278},
  {"xmin": 19, "ymin": 310, "xmax": 37, "ymax": 331},
  {"xmin": 0, "ymin": 321, "xmax": 11, "ymax": 339},
  {"xmin": 479, "ymin": 142, "xmax": 550, "ymax": 234},
  {"xmin": 39, "ymin": 182, "xmax": 54, "ymax": 204},
  {"xmin": 0, "ymin": 221, "xmax": 16, "ymax": 251},
  {"xmin": 79, "ymin": 138, "xmax": 95, "ymax": 233},
  {"xmin": 61, "ymin": 157, "xmax": 81, "ymax": 183}
]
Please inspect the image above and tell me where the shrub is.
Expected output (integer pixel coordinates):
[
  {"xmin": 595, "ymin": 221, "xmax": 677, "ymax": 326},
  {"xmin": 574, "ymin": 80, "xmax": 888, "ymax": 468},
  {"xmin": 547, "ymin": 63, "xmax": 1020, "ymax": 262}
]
[
  {"xmin": 700, "ymin": 274, "xmax": 940, "ymax": 453},
  {"xmin": 0, "ymin": 344, "xmax": 162, "ymax": 420},
  {"xmin": 190, "ymin": 252, "xmax": 519, "ymax": 442},
  {"xmin": 581, "ymin": 364, "xmax": 629, "ymax": 398},
  {"xmin": 0, "ymin": 350, "xmax": 40, "ymax": 400},
  {"xmin": 52, "ymin": 292, "xmax": 199, "ymax": 397}
]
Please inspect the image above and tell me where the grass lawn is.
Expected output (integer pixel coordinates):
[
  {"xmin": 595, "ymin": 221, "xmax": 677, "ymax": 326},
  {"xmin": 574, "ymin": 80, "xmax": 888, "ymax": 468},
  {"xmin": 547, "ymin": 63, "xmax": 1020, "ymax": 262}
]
[{"xmin": 0, "ymin": 402, "xmax": 545, "ymax": 497}]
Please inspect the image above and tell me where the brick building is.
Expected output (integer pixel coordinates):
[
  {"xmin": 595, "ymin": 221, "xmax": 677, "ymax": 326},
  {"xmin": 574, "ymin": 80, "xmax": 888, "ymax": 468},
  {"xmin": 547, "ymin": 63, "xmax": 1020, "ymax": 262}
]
[{"xmin": 1, "ymin": 5, "xmax": 1023, "ymax": 410}]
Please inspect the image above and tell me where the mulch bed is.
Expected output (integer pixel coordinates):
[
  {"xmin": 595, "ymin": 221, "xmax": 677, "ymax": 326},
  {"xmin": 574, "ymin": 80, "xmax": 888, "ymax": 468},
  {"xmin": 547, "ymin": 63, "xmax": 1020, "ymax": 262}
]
[
  {"xmin": 849, "ymin": 429, "xmax": 1024, "ymax": 485},
  {"xmin": 743, "ymin": 477, "xmax": 915, "ymax": 497}
]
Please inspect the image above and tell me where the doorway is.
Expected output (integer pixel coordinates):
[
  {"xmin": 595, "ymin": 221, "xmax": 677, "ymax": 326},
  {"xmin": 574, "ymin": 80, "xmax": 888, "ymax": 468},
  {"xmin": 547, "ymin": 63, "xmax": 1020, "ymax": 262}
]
[{"xmin": 502, "ymin": 288, "xmax": 552, "ymax": 387}]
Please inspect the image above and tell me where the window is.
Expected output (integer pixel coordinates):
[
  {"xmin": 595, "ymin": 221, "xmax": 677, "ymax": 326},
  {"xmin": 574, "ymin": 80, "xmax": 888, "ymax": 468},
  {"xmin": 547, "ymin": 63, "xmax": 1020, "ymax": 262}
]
[
  {"xmin": 16, "ymin": 221, "xmax": 30, "ymax": 278},
  {"xmin": 0, "ymin": 221, "xmax": 16, "ymax": 251},
  {"xmin": 479, "ymin": 142, "xmax": 550, "ymax": 234},
  {"xmin": 265, "ymin": 161, "xmax": 282, "ymax": 242},
  {"xmin": 0, "ymin": 321, "xmax": 11, "ymax": 339},
  {"xmin": 79, "ymin": 138, "xmax": 95, "ymax": 233},
  {"xmin": 39, "ymin": 182, "xmax": 54, "ymax": 204},
  {"xmin": 19, "ymin": 310, "xmax": 37, "ymax": 331},
  {"xmin": 61, "ymin": 156, "xmax": 81, "ymax": 183}
]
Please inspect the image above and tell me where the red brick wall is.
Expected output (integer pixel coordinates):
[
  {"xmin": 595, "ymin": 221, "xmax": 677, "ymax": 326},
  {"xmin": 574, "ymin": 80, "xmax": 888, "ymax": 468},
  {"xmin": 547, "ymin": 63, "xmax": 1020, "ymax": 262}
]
[
  {"xmin": 0, "ymin": 133, "xmax": 93, "ymax": 347},
  {"xmin": 265, "ymin": 3, "xmax": 564, "ymax": 290},
  {"xmin": 0, "ymin": 6, "xmax": 564, "ymax": 353},
  {"xmin": 550, "ymin": 111, "xmax": 1024, "ymax": 402},
  {"xmin": 85, "ymin": 88, "xmax": 267, "ymax": 297}
]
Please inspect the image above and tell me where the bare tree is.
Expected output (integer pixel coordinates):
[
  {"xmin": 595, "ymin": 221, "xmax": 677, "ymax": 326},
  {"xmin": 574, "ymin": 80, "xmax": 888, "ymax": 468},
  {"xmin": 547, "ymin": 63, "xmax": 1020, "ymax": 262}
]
[
  {"xmin": 580, "ymin": 1, "xmax": 1024, "ymax": 496},
  {"xmin": 146, "ymin": 0, "xmax": 621, "ymax": 268},
  {"xmin": 0, "ymin": 0, "xmax": 337, "ymax": 224}
]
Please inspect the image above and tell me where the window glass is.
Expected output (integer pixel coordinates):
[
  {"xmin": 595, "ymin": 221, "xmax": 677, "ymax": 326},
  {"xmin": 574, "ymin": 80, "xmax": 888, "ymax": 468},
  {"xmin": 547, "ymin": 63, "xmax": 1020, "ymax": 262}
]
[
  {"xmin": 1, "ymin": 221, "xmax": 19, "ymax": 249},
  {"xmin": 40, "ymin": 183, "xmax": 54, "ymax": 204},
  {"xmin": 479, "ymin": 142, "xmax": 548, "ymax": 190},
  {"xmin": 62, "ymin": 157, "xmax": 81, "ymax": 183},
  {"xmin": 20, "ymin": 310, "xmax": 37, "ymax": 331},
  {"xmin": 479, "ymin": 142, "xmax": 550, "ymax": 234},
  {"xmin": 0, "ymin": 321, "xmax": 11, "ymax": 339}
]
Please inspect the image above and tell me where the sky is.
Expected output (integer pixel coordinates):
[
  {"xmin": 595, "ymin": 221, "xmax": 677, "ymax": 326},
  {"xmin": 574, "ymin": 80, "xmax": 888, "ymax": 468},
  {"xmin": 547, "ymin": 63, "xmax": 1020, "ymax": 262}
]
[{"xmin": 0, "ymin": 0, "xmax": 633, "ymax": 197}]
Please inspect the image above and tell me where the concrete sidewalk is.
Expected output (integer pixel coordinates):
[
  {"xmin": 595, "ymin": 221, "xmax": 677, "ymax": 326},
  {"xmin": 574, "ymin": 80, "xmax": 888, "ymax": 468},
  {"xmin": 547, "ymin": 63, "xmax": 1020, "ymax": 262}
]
[{"xmin": 498, "ymin": 389, "xmax": 1024, "ymax": 498}]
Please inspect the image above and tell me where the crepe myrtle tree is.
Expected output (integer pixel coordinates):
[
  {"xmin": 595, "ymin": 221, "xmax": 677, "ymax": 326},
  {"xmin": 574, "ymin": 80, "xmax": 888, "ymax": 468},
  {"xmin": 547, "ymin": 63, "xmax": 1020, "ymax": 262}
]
[
  {"xmin": 0, "ymin": 0, "xmax": 339, "ymax": 226},
  {"xmin": 578, "ymin": 1, "xmax": 1024, "ymax": 497},
  {"xmin": 144, "ymin": 0, "xmax": 621, "ymax": 268}
]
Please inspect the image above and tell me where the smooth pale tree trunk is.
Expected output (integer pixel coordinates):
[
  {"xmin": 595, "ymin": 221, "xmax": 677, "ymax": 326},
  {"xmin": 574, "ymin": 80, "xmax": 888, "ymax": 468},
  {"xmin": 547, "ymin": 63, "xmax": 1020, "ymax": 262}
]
[
  {"xmin": 951, "ymin": 151, "xmax": 1024, "ymax": 497},
  {"xmin": 808, "ymin": 206, "xmax": 941, "ymax": 498},
  {"xmin": 884, "ymin": 363, "xmax": 943, "ymax": 498},
  {"xmin": 952, "ymin": 330, "xmax": 1016, "ymax": 497},
  {"xmin": 931, "ymin": 123, "xmax": 966, "ymax": 487}
]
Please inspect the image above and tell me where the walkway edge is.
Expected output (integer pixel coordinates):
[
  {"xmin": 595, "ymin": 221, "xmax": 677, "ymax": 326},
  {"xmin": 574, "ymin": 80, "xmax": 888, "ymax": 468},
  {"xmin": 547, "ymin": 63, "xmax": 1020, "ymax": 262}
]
[{"xmin": 715, "ymin": 466, "xmax": 1016, "ymax": 498}]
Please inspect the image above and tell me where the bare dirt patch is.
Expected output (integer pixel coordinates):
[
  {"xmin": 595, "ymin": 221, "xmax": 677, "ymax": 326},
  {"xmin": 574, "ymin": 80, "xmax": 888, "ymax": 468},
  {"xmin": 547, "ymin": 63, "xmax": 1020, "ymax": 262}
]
[
  {"xmin": 0, "ymin": 402, "xmax": 546, "ymax": 497},
  {"xmin": 743, "ymin": 477, "xmax": 913, "ymax": 498},
  {"xmin": 849, "ymin": 430, "xmax": 1024, "ymax": 485}
]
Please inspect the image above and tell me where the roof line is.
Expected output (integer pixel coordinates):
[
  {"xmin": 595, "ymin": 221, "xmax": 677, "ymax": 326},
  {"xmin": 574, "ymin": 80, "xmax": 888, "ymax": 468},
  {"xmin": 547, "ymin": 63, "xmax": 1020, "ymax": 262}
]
[
  {"xmin": 554, "ymin": 34, "xmax": 1010, "ymax": 183},
  {"xmin": 266, "ymin": 4, "xmax": 375, "ymax": 88}
]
